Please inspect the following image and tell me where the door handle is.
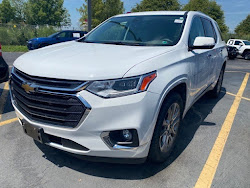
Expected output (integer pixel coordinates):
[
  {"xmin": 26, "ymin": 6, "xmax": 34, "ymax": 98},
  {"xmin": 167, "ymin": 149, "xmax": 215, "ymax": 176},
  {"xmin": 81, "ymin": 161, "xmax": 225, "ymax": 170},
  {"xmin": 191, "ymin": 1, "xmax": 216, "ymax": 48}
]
[{"xmin": 207, "ymin": 54, "xmax": 212, "ymax": 58}]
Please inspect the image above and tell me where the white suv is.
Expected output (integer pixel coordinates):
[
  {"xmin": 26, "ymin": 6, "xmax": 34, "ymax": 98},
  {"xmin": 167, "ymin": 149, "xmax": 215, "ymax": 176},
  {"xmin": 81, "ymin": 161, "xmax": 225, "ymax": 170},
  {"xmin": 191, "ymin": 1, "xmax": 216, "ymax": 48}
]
[
  {"xmin": 10, "ymin": 11, "xmax": 227, "ymax": 163},
  {"xmin": 227, "ymin": 39, "xmax": 250, "ymax": 60}
]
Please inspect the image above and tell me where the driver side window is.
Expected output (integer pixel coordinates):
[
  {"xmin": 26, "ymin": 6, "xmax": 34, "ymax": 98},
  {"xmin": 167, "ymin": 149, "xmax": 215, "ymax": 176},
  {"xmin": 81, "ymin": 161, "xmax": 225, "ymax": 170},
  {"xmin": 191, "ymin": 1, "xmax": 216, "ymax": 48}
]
[
  {"xmin": 188, "ymin": 17, "xmax": 205, "ymax": 46},
  {"xmin": 57, "ymin": 31, "xmax": 71, "ymax": 38},
  {"xmin": 234, "ymin": 41, "xmax": 241, "ymax": 45}
]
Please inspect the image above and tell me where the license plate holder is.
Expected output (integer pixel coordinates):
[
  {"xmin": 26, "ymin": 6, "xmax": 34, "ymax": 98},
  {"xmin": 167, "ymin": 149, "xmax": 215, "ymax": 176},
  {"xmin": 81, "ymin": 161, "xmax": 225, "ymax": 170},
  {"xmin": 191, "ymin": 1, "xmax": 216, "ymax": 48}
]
[{"xmin": 22, "ymin": 122, "xmax": 47, "ymax": 143}]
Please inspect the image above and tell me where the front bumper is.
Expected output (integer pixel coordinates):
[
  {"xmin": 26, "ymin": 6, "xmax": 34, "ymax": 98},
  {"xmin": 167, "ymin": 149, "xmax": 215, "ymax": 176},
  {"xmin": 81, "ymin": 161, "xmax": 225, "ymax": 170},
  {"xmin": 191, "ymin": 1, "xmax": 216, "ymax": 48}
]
[
  {"xmin": 27, "ymin": 42, "xmax": 37, "ymax": 50},
  {"xmin": 12, "ymin": 89, "xmax": 160, "ymax": 160}
]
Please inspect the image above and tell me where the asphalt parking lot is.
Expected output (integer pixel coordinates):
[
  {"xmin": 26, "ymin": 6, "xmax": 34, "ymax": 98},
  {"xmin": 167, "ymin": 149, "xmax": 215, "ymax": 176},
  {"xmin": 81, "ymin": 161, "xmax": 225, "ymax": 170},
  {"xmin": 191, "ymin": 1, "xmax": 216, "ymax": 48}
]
[{"xmin": 0, "ymin": 52, "xmax": 249, "ymax": 188}]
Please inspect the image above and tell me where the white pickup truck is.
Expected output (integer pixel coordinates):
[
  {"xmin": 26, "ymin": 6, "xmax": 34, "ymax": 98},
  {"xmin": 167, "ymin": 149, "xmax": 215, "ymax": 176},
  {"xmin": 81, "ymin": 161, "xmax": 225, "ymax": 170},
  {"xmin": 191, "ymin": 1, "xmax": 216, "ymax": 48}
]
[{"xmin": 227, "ymin": 39, "xmax": 250, "ymax": 60}]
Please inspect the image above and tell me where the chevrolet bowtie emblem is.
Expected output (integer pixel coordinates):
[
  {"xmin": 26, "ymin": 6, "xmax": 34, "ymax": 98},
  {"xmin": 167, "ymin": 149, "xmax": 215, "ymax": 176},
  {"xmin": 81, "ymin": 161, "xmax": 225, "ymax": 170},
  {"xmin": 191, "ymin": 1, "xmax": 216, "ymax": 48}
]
[{"xmin": 21, "ymin": 83, "xmax": 36, "ymax": 94}]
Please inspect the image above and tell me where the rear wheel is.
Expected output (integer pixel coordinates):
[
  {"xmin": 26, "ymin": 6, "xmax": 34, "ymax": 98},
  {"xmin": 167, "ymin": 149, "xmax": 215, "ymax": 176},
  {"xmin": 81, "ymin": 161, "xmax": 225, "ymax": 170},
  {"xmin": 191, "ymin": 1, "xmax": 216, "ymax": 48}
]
[
  {"xmin": 210, "ymin": 66, "xmax": 225, "ymax": 98},
  {"xmin": 243, "ymin": 52, "xmax": 250, "ymax": 60},
  {"xmin": 148, "ymin": 92, "xmax": 183, "ymax": 163}
]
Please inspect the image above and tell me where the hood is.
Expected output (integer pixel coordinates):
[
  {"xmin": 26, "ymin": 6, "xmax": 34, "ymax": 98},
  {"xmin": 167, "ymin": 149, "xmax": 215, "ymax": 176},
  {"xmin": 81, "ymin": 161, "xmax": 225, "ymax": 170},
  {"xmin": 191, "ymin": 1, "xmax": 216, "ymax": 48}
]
[{"xmin": 14, "ymin": 41, "xmax": 175, "ymax": 80}]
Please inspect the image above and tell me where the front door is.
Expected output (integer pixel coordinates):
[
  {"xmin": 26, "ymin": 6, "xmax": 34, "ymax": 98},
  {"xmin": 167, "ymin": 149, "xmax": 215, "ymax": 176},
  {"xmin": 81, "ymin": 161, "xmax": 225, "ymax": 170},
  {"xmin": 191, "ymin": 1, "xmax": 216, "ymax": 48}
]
[{"xmin": 188, "ymin": 16, "xmax": 211, "ymax": 100}]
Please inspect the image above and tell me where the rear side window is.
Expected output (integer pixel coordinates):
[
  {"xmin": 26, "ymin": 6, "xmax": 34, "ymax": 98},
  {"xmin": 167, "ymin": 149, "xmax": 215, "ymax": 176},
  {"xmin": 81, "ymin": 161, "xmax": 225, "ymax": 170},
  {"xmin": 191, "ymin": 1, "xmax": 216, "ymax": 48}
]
[
  {"xmin": 72, "ymin": 32, "xmax": 81, "ymax": 38},
  {"xmin": 215, "ymin": 22, "xmax": 223, "ymax": 41},
  {"xmin": 201, "ymin": 18, "xmax": 217, "ymax": 42},
  {"xmin": 189, "ymin": 17, "xmax": 205, "ymax": 46},
  {"xmin": 234, "ymin": 41, "xmax": 241, "ymax": 45},
  {"xmin": 228, "ymin": 40, "xmax": 234, "ymax": 45}
]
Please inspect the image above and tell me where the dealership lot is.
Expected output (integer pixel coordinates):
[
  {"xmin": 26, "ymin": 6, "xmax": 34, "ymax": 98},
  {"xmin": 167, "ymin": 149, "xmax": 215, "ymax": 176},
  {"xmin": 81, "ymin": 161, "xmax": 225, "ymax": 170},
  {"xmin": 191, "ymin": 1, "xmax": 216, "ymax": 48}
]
[{"xmin": 0, "ymin": 53, "xmax": 249, "ymax": 188}]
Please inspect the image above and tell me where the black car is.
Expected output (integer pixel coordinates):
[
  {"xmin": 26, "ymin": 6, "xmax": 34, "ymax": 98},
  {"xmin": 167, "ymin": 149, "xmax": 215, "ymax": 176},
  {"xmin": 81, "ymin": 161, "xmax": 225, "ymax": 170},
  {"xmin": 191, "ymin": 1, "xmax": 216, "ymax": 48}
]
[
  {"xmin": 0, "ymin": 43, "xmax": 9, "ymax": 83},
  {"xmin": 27, "ymin": 30, "xmax": 87, "ymax": 50},
  {"xmin": 227, "ymin": 46, "xmax": 238, "ymax": 59}
]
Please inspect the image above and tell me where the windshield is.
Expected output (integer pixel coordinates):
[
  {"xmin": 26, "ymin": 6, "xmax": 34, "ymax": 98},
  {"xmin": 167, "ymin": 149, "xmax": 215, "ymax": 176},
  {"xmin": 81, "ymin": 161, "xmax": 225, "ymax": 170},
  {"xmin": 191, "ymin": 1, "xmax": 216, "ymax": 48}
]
[
  {"xmin": 79, "ymin": 15, "xmax": 186, "ymax": 46},
  {"xmin": 243, "ymin": 41, "xmax": 250, "ymax": 45},
  {"xmin": 48, "ymin": 32, "xmax": 60, "ymax": 38}
]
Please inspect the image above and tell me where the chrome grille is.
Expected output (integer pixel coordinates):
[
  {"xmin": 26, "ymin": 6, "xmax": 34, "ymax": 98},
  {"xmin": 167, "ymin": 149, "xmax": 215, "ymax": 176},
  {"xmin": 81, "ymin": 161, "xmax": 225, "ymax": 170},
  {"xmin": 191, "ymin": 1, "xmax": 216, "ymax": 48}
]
[{"xmin": 10, "ymin": 68, "xmax": 90, "ymax": 128}]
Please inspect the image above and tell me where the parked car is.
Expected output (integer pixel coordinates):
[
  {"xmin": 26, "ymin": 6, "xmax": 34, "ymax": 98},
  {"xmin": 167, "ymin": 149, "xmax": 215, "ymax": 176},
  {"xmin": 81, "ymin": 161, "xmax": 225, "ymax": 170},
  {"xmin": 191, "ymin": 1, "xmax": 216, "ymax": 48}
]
[
  {"xmin": 0, "ymin": 43, "xmax": 9, "ymax": 83},
  {"xmin": 11, "ymin": 11, "xmax": 227, "ymax": 163},
  {"xmin": 27, "ymin": 30, "xmax": 87, "ymax": 50},
  {"xmin": 226, "ymin": 46, "xmax": 238, "ymax": 59},
  {"xmin": 227, "ymin": 39, "xmax": 250, "ymax": 60}
]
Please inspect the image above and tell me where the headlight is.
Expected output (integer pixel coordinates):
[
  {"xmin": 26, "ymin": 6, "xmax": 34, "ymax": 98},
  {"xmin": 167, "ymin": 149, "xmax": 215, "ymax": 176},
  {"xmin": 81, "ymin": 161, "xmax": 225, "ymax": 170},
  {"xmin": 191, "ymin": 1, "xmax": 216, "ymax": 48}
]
[{"xmin": 87, "ymin": 72, "xmax": 157, "ymax": 98}]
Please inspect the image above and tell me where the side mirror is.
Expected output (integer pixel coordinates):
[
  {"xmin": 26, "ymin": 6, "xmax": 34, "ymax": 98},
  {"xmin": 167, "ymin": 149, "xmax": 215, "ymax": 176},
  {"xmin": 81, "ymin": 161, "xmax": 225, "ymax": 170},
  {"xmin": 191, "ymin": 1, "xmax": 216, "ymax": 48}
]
[
  {"xmin": 189, "ymin": 37, "xmax": 215, "ymax": 50},
  {"xmin": 239, "ymin": 43, "xmax": 243, "ymax": 46}
]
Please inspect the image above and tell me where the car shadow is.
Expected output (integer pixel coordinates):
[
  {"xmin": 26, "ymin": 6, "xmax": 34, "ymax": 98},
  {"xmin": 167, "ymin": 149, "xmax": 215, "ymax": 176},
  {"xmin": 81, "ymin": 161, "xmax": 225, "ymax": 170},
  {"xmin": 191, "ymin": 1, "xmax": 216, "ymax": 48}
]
[{"xmin": 35, "ymin": 88, "xmax": 226, "ymax": 180}]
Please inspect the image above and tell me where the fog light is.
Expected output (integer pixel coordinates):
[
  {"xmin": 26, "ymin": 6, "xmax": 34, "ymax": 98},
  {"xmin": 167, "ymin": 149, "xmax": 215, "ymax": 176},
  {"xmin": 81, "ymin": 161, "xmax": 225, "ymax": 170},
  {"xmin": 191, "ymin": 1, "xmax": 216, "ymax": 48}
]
[{"xmin": 122, "ymin": 129, "xmax": 132, "ymax": 141}]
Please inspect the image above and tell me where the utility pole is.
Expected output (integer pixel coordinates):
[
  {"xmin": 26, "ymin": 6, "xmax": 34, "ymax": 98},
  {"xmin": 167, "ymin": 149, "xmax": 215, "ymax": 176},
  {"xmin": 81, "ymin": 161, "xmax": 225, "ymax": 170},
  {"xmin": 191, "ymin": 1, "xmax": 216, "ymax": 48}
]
[{"xmin": 88, "ymin": 0, "xmax": 92, "ymax": 32}]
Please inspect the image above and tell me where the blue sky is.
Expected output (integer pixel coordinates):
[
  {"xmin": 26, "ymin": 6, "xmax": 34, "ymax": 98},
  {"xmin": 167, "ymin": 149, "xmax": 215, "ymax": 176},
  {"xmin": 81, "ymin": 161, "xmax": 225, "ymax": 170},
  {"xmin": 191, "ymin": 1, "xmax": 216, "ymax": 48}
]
[
  {"xmin": 0, "ymin": 0, "xmax": 249, "ymax": 32},
  {"xmin": 65, "ymin": 0, "xmax": 250, "ymax": 32}
]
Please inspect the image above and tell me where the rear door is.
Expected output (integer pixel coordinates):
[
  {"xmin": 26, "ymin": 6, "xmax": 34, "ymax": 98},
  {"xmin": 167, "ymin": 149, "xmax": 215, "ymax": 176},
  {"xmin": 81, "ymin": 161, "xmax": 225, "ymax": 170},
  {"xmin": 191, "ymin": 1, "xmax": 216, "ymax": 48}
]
[{"xmin": 201, "ymin": 17, "xmax": 219, "ymax": 85}]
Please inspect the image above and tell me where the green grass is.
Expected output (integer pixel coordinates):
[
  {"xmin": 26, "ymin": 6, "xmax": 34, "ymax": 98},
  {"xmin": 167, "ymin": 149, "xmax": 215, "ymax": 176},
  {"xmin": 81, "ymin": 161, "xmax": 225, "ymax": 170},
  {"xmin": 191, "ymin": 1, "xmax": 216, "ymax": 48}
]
[{"xmin": 2, "ymin": 45, "xmax": 28, "ymax": 52}]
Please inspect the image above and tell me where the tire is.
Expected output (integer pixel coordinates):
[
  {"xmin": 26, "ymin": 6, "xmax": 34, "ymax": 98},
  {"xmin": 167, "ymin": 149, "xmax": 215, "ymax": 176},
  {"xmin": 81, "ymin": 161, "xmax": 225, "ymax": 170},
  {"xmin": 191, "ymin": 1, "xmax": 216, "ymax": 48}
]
[
  {"xmin": 148, "ymin": 92, "xmax": 183, "ymax": 163},
  {"xmin": 209, "ymin": 66, "xmax": 225, "ymax": 98},
  {"xmin": 243, "ymin": 52, "xmax": 250, "ymax": 60}
]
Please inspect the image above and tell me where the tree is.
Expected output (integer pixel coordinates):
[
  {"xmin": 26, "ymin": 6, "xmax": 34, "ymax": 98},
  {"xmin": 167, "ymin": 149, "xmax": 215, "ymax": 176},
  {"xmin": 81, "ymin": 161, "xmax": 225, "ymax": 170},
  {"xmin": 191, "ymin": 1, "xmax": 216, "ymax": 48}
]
[
  {"xmin": 78, "ymin": 0, "xmax": 105, "ymax": 28},
  {"xmin": 25, "ymin": 0, "xmax": 71, "ymax": 26},
  {"xmin": 103, "ymin": 0, "xmax": 124, "ymax": 20},
  {"xmin": 235, "ymin": 14, "xmax": 250, "ymax": 35},
  {"xmin": 0, "ymin": 0, "xmax": 15, "ymax": 23},
  {"xmin": 78, "ymin": 0, "xmax": 124, "ymax": 28},
  {"xmin": 183, "ymin": 0, "xmax": 228, "ymax": 33},
  {"xmin": 131, "ymin": 0, "xmax": 181, "ymax": 12},
  {"xmin": 10, "ymin": 0, "xmax": 26, "ymax": 23}
]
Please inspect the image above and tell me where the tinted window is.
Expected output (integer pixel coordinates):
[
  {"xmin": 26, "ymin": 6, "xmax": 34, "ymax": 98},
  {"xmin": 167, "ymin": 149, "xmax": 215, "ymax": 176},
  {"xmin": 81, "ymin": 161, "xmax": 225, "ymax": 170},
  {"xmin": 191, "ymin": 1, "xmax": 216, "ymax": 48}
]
[
  {"xmin": 58, "ymin": 31, "xmax": 71, "ymax": 38},
  {"xmin": 243, "ymin": 41, "xmax": 250, "ymax": 45},
  {"xmin": 201, "ymin": 18, "xmax": 217, "ymax": 42},
  {"xmin": 234, "ymin": 41, "xmax": 241, "ymax": 45},
  {"xmin": 81, "ymin": 15, "xmax": 186, "ymax": 46},
  {"xmin": 215, "ymin": 22, "xmax": 223, "ymax": 40},
  {"xmin": 188, "ymin": 16, "xmax": 205, "ymax": 46}
]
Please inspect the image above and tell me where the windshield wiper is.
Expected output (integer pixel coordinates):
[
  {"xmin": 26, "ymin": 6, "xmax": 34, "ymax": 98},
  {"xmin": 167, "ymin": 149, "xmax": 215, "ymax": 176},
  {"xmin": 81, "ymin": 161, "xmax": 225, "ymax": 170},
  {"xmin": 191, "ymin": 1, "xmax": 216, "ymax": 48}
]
[
  {"xmin": 78, "ymin": 40, "xmax": 146, "ymax": 46},
  {"xmin": 103, "ymin": 41, "xmax": 146, "ymax": 46}
]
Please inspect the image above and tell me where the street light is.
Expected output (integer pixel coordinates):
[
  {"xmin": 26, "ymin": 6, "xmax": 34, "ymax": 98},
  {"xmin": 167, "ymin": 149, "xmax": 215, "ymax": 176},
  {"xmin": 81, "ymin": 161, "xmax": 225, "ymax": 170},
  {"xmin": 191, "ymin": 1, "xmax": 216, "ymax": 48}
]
[{"xmin": 88, "ymin": 0, "xmax": 92, "ymax": 32}]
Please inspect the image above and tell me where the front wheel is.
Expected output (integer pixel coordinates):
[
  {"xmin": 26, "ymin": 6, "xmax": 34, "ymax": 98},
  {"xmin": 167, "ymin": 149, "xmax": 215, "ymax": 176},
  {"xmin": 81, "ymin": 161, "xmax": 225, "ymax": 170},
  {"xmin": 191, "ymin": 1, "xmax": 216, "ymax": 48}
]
[{"xmin": 148, "ymin": 92, "xmax": 183, "ymax": 163}]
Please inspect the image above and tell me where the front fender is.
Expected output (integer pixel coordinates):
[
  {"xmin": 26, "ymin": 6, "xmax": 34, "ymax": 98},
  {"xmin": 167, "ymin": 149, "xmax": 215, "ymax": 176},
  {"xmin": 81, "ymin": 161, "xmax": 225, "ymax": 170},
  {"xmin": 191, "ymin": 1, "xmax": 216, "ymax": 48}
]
[{"xmin": 154, "ymin": 76, "xmax": 188, "ymax": 120}]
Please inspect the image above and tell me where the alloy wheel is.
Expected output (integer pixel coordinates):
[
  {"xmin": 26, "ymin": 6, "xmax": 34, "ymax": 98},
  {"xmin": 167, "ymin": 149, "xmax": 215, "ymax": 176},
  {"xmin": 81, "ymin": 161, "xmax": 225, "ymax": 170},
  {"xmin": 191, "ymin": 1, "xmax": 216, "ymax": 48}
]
[{"xmin": 159, "ymin": 103, "xmax": 180, "ymax": 152}]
